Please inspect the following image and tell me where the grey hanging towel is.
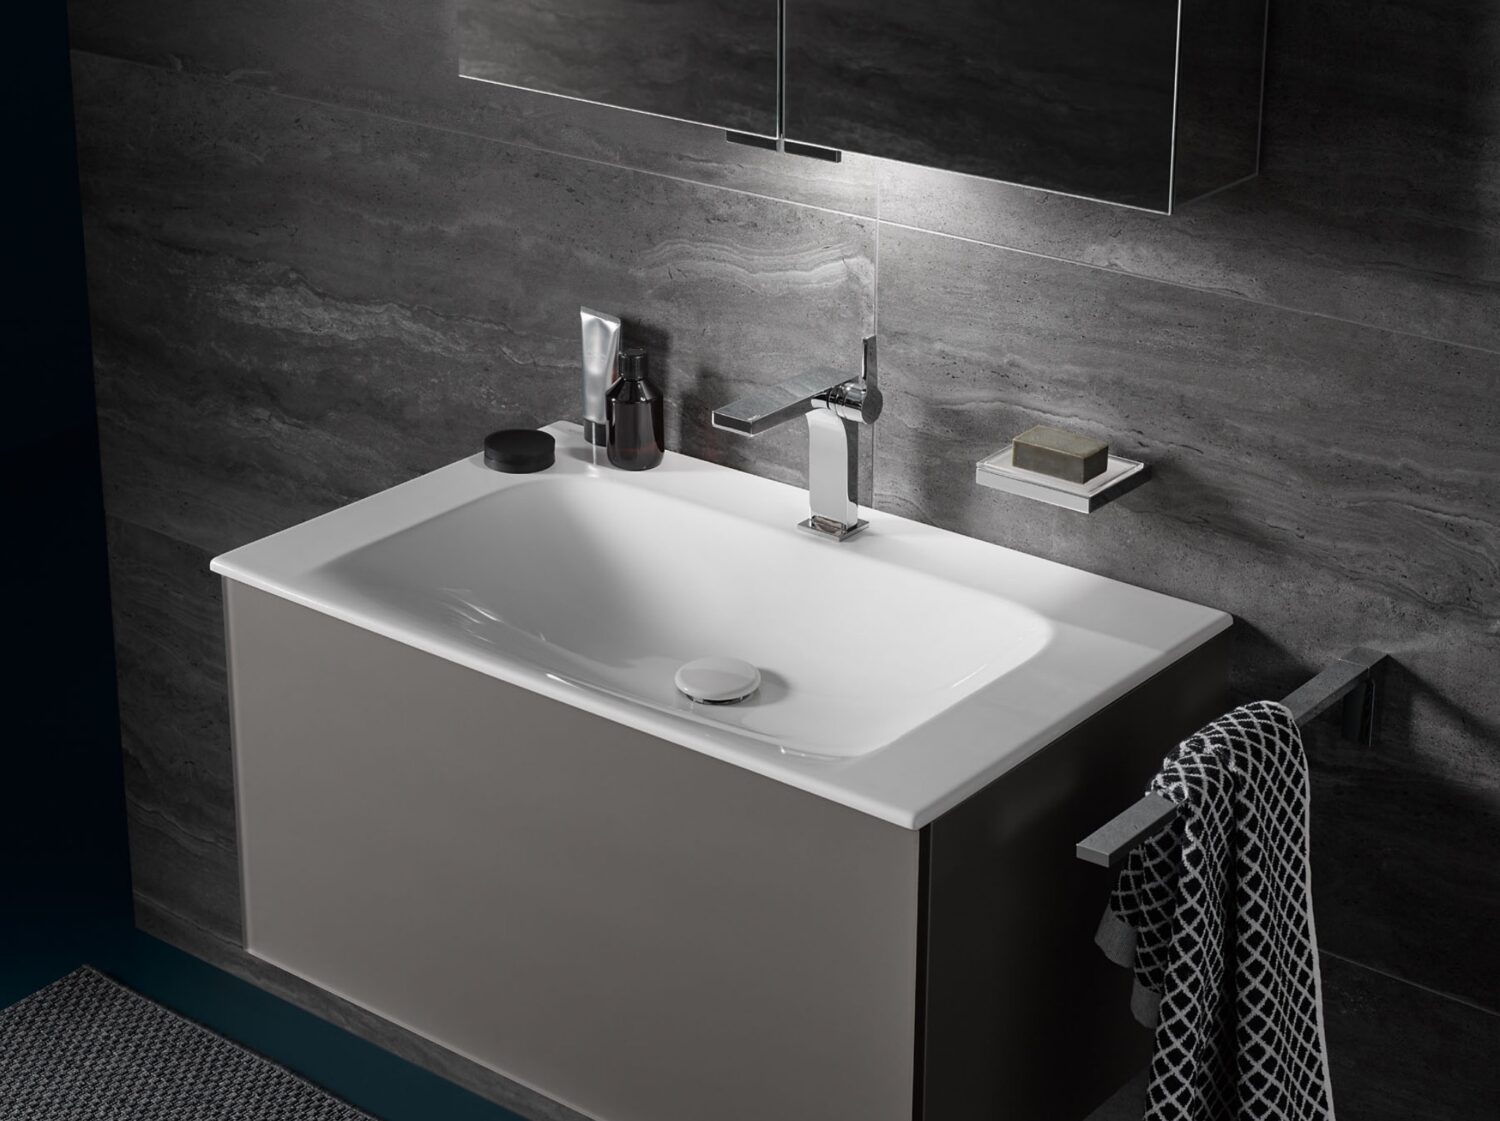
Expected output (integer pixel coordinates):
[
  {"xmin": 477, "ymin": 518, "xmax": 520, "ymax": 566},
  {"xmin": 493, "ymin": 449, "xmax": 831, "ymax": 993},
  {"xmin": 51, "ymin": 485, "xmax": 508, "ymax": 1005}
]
[{"xmin": 1096, "ymin": 701, "xmax": 1336, "ymax": 1121}]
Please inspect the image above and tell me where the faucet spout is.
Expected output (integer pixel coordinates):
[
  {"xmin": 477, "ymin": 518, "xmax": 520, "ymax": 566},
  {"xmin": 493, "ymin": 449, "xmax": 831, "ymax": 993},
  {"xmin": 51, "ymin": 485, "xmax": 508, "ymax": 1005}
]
[
  {"xmin": 710, "ymin": 336, "xmax": 881, "ymax": 541},
  {"xmin": 708, "ymin": 370, "xmax": 846, "ymax": 436}
]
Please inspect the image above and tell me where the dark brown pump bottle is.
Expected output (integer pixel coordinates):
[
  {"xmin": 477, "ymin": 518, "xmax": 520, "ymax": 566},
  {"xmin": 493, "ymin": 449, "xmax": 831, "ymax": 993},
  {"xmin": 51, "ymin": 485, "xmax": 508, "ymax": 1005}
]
[{"xmin": 606, "ymin": 347, "xmax": 665, "ymax": 471}]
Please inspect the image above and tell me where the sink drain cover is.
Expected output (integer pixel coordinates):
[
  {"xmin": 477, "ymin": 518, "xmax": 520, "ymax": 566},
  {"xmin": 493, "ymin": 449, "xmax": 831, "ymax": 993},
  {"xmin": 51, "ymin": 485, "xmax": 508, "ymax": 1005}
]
[{"xmin": 675, "ymin": 656, "xmax": 761, "ymax": 705}]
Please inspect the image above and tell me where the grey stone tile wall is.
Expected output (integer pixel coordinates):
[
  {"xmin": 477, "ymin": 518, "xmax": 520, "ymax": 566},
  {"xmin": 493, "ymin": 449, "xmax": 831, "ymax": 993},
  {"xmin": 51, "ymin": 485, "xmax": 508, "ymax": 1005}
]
[
  {"xmin": 64, "ymin": 0, "xmax": 880, "ymax": 214},
  {"xmin": 877, "ymin": 0, "xmax": 1500, "ymax": 352},
  {"xmin": 67, "ymin": 0, "xmax": 1499, "ymax": 1114},
  {"xmin": 1087, "ymin": 954, "xmax": 1500, "ymax": 1121},
  {"xmin": 104, "ymin": 518, "xmax": 240, "ymax": 943},
  {"xmin": 74, "ymin": 56, "xmax": 873, "ymax": 561},
  {"xmin": 874, "ymin": 221, "xmax": 1500, "ymax": 1009}
]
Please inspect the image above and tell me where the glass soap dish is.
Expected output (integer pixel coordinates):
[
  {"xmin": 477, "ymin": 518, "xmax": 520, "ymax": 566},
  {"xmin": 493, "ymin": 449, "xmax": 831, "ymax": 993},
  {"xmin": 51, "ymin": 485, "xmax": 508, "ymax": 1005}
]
[{"xmin": 974, "ymin": 444, "xmax": 1150, "ymax": 513}]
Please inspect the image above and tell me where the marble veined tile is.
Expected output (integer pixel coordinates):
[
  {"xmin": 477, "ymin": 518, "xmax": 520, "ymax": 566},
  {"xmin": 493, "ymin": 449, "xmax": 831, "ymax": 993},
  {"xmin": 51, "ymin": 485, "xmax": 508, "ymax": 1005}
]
[
  {"xmin": 874, "ymin": 222, "xmax": 1500, "ymax": 1008},
  {"xmin": 879, "ymin": 0, "xmax": 1500, "ymax": 353},
  {"xmin": 105, "ymin": 516, "xmax": 241, "ymax": 944},
  {"xmin": 73, "ymin": 55, "xmax": 873, "ymax": 557},
  {"xmin": 64, "ymin": 0, "xmax": 877, "ymax": 216}
]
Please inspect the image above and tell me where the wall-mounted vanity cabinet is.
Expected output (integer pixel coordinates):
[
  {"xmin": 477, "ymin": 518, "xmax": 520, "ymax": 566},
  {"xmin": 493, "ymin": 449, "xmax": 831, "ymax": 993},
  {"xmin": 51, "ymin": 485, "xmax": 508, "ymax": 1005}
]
[
  {"xmin": 211, "ymin": 429, "xmax": 1235, "ymax": 1121},
  {"xmin": 459, "ymin": 0, "xmax": 1268, "ymax": 211}
]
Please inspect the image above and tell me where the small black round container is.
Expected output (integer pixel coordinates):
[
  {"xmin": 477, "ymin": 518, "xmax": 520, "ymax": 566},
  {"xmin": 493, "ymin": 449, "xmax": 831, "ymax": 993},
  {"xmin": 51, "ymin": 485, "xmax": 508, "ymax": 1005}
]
[{"xmin": 483, "ymin": 429, "xmax": 555, "ymax": 473}]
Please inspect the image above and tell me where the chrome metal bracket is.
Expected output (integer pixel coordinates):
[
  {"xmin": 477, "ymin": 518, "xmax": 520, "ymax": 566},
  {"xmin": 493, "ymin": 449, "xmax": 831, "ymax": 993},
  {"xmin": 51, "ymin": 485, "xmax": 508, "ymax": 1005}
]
[{"xmin": 797, "ymin": 515, "xmax": 869, "ymax": 542}]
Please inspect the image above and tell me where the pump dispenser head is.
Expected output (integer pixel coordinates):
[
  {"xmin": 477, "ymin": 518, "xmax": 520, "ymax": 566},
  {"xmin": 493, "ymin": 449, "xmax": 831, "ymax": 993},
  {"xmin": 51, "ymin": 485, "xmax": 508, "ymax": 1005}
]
[{"xmin": 618, "ymin": 347, "xmax": 649, "ymax": 381}]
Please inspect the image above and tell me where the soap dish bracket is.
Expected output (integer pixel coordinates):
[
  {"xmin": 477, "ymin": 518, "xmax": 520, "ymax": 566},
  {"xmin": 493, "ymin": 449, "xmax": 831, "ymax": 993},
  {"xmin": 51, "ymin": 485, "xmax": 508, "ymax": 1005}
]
[{"xmin": 974, "ymin": 444, "xmax": 1151, "ymax": 513}]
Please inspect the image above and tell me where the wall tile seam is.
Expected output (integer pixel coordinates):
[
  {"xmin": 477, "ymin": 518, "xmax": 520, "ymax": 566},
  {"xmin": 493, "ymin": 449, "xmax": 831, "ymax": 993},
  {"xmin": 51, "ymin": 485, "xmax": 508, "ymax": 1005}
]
[
  {"xmin": 1320, "ymin": 948, "xmax": 1500, "ymax": 1021},
  {"xmin": 874, "ymin": 217, "xmax": 1500, "ymax": 360},
  {"xmin": 103, "ymin": 508, "xmax": 214, "ymax": 559},
  {"xmin": 130, "ymin": 888, "xmax": 229, "ymax": 940},
  {"xmin": 65, "ymin": 48, "xmax": 877, "ymax": 227},
  {"xmin": 70, "ymin": 50, "xmax": 1500, "ymax": 361}
]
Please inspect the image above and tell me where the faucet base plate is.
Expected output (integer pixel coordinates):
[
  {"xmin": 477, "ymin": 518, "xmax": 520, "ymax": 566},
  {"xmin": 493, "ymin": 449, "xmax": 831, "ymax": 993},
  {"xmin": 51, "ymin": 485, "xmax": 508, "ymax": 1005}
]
[{"xmin": 797, "ymin": 516, "xmax": 869, "ymax": 542}]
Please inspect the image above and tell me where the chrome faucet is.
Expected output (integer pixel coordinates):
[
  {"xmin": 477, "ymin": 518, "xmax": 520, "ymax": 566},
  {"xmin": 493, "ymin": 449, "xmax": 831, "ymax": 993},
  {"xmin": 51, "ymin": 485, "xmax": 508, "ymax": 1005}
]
[{"xmin": 711, "ymin": 336, "xmax": 882, "ymax": 541}]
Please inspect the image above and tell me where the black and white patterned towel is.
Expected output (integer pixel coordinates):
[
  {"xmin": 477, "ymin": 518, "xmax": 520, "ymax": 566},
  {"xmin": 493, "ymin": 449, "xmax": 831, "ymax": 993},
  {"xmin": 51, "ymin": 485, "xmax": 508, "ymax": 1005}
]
[{"xmin": 1096, "ymin": 701, "xmax": 1336, "ymax": 1121}]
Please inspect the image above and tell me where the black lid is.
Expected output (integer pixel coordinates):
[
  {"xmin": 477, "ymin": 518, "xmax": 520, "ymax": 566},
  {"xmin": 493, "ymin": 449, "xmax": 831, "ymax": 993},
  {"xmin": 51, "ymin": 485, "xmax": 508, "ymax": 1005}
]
[
  {"xmin": 617, "ymin": 347, "xmax": 649, "ymax": 380},
  {"xmin": 483, "ymin": 429, "xmax": 555, "ymax": 473}
]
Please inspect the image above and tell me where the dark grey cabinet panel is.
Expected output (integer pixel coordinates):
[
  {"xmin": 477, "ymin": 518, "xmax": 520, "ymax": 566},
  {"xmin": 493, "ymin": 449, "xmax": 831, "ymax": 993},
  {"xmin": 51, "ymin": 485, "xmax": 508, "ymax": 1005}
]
[
  {"xmin": 785, "ymin": 0, "xmax": 1266, "ymax": 211},
  {"xmin": 458, "ymin": 0, "xmax": 780, "ymax": 137},
  {"xmin": 922, "ymin": 633, "xmax": 1230, "ymax": 1119}
]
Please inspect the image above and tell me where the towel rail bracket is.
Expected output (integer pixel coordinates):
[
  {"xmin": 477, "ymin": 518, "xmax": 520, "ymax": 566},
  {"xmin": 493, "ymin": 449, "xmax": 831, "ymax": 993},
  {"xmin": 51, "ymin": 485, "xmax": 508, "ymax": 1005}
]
[
  {"xmin": 1075, "ymin": 648, "xmax": 1389, "ymax": 868},
  {"xmin": 1280, "ymin": 646, "xmax": 1386, "ymax": 745}
]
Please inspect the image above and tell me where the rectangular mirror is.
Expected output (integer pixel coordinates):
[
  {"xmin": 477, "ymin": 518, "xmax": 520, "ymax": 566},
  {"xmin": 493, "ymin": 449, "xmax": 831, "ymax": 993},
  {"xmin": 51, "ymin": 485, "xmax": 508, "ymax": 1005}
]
[
  {"xmin": 783, "ymin": 0, "xmax": 1265, "ymax": 211},
  {"xmin": 459, "ymin": 0, "xmax": 780, "ymax": 138}
]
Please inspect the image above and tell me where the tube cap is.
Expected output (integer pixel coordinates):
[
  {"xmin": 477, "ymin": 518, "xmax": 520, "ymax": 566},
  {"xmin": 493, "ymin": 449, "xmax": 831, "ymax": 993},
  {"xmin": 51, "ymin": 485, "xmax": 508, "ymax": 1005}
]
[{"xmin": 483, "ymin": 429, "xmax": 555, "ymax": 473}]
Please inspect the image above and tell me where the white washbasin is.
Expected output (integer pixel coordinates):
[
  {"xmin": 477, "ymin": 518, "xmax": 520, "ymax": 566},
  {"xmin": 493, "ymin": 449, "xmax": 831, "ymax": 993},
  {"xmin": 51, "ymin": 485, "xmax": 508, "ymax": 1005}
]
[
  {"xmin": 323, "ymin": 477, "xmax": 1052, "ymax": 758},
  {"xmin": 211, "ymin": 422, "xmax": 1229, "ymax": 827}
]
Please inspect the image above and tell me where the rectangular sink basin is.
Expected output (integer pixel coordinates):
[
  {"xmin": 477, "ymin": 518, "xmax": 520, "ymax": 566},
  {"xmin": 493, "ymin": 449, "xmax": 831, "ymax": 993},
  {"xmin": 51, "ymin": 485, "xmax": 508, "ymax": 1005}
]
[{"xmin": 212, "ymin": 422, "xmax": 1230, "ymax": 827}]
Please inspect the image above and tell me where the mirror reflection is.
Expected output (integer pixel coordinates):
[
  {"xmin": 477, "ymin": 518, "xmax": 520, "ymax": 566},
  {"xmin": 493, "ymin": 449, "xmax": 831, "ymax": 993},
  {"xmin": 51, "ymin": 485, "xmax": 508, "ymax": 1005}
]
[{"xmin": 459, "ymin": 0, "xmax": 780, "ymax": 137}]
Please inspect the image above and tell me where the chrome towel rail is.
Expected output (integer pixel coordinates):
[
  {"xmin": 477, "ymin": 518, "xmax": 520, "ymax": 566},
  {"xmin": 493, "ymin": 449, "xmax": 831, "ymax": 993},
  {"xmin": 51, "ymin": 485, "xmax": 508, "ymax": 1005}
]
[{"xmin": 1075, "ymin": 648, "xmax": 1389, "ymax": 868}]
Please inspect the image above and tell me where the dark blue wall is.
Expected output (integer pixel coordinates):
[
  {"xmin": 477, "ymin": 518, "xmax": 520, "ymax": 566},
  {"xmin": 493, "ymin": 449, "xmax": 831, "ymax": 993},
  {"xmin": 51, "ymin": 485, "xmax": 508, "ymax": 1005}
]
[{"xmin": 2, "ymin": 0, "xmax": 132, "ymax": 996}]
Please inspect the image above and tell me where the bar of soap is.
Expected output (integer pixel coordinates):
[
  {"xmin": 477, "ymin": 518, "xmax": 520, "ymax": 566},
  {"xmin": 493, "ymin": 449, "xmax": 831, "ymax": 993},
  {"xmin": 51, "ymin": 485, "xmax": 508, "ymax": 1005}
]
[{"xmin": 1012, "ymin": 425, "xmax": 1109, "ymax": 483}]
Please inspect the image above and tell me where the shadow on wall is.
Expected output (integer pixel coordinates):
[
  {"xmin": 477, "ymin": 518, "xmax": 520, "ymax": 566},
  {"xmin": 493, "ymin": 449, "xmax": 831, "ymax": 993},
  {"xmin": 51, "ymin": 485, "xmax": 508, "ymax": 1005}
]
[
  {"xmin": 623, "ymin": 315, "xmax": 816, "ymax": 488},
  {"xmin": 1256, "ymin": 0, "xmax": 1499, "ymax": 293},
  {"xmin": 1304, "ymin": 655, "xmax": 1500, "ymax": 1002}
]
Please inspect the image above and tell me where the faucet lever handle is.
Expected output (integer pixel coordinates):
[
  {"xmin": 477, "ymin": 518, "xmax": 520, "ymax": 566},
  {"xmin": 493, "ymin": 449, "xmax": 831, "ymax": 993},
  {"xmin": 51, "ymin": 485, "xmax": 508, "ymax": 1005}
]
[{"xmin": 830, "ymin": 335, "xmax": 881, "ymax": 426}]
